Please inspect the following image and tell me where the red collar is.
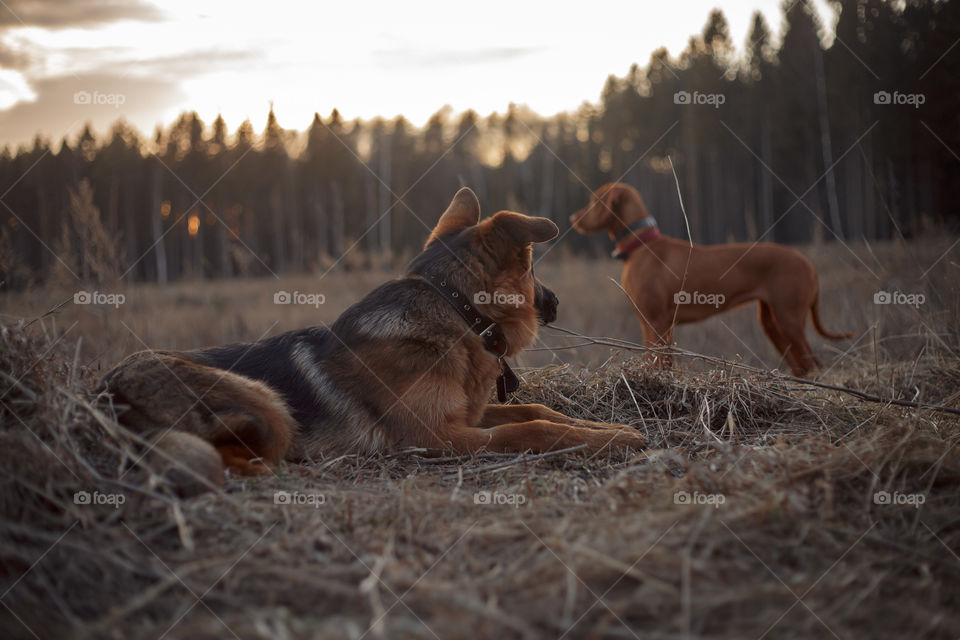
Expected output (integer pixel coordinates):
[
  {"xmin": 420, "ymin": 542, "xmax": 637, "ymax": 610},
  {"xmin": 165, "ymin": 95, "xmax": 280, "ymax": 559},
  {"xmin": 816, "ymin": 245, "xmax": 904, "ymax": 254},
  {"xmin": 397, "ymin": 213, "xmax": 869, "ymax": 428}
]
[{"xmin": 612, "ymin": 227, "xmax": 661, "ymax": 260}]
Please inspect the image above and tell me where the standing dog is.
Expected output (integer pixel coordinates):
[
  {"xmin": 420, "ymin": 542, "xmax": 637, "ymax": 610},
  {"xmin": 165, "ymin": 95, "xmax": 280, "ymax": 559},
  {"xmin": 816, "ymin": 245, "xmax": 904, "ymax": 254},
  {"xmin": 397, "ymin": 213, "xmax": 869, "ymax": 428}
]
[
  {"xmin": 104, "ymin": 188, "xmax": 646, "ymax": 486},
  {"xmin": 570, "ymin": 182, "xmax": 854, "ymax": 376}
]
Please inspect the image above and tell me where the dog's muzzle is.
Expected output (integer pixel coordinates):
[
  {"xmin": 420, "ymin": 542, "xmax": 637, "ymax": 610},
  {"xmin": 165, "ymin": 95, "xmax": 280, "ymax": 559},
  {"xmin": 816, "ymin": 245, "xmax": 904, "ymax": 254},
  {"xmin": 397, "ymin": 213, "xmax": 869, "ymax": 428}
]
[{"xmin": 535, "ymin": 282, "xmax": 558, "ymax": 325}]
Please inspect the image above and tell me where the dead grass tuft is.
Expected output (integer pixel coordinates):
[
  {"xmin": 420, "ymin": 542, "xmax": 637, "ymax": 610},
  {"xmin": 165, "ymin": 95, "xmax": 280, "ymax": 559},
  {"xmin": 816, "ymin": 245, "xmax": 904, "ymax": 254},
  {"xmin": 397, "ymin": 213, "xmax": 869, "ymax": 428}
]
[{"xmin": 1, "ymin": 317, "xmax": 959, "ymax": 639}]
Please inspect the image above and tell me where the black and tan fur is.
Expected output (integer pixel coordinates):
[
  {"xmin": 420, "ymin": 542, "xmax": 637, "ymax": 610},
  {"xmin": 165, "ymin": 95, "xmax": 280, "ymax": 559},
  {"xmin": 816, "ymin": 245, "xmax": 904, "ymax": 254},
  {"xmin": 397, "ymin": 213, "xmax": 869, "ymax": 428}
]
[{"xmin": 103, "ymin": 188, "xmax": 647, "ymax": 485}]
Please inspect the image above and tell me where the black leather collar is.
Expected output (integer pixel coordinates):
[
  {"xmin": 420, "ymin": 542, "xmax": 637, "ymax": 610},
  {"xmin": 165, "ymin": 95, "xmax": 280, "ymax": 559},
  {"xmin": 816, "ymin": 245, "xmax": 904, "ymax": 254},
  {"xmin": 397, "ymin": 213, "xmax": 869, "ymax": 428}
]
[
  {"xmin": 420, "ymin": 272, "xmax": 520, "ymax": 401},
  {"xmin": 421, "ymin": 272, "xmax": 508, "ymax": 355}
]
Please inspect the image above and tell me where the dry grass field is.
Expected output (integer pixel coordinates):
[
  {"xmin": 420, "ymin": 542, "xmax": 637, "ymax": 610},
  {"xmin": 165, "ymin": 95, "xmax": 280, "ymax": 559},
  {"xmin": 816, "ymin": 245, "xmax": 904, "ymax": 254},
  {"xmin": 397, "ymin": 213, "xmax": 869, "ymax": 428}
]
[
  {"xmin": 1, "ymin": 237, "xmax": 959, "ymax": 639},
  {"xmin": 2, "ymin": 236, "xmax": 956, "ymax": 372}
]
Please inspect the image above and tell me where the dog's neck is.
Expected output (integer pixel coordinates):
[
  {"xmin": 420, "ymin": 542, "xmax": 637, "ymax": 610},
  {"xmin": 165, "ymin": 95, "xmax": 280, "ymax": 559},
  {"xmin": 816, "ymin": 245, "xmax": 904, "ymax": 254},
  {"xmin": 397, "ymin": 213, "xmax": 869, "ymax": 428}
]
[
  {"xmin": 611, "ymin": 217, "xmax": 661, "ymax": 260},
  {"xmin": 419, "ymin": 272, "xmax": 505, "ymax": 352},
  {"xmin": 418, "ymin": 272, "xmax": 520, "ymax": 401}
]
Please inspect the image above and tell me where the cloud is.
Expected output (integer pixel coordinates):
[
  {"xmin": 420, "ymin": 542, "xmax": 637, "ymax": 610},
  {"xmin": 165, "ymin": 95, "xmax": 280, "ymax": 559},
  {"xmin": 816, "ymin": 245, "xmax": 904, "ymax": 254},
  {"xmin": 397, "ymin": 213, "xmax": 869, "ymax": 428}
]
[
  {"xmin": 373, "ymin": 46, "xmax": 542, "ymax": 68},
  {"xmin": 0, "ymin": 41, "xmax": 30, "ymax": 70},
  {"xmin": 0, "ymin": 71, "xmax": 186, "ymax": 147},
  {"xmin": 113, "ymin": 48, "xmax": 259, "ymax": 79},
  {"xmin": 0, "ymin": 44, "xmax": 260, "ymax": 146},
  {"xmin": 0, "ymin": 0, "xmax": 163, "ymax": 30},
  {"xmin": 0, "ymin": 1, "xmax": 164, "ymax": 72}
]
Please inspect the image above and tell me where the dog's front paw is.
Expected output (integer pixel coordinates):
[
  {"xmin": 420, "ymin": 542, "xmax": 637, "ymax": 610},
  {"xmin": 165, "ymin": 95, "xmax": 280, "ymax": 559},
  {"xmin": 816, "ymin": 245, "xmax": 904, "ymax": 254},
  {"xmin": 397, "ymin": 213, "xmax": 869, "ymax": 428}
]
[
  {"xmin": 600, "ymin": 426, "xmax": 648, "ymax": 451},
  {"xmin": 580, "ymin": 422, "xmax": 647, "ymax": 446}
]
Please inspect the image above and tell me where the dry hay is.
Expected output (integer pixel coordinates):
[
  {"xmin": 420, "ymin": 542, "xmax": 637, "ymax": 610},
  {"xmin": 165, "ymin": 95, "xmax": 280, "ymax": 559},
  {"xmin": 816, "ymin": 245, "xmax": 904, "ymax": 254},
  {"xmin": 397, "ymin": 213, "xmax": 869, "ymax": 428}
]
[{"xmin": 1, "ymin": 321, "xmax": 959, "ymax": 639}]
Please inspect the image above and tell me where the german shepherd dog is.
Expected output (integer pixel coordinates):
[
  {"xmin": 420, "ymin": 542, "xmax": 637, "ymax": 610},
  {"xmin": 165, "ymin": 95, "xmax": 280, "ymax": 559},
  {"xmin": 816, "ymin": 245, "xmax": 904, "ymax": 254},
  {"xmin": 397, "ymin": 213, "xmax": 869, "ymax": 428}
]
[{"xmin": 103, "ymin": 188, "xmax": 646, "ymax": 486}]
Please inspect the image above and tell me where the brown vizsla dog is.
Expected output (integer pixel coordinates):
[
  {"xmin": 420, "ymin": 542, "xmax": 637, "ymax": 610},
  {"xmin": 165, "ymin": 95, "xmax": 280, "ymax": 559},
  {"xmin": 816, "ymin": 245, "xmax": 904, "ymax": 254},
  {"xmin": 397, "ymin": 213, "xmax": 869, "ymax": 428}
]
[{"xmin": 570, "ymin": 182, "xmax": 854, "ymax": 376}]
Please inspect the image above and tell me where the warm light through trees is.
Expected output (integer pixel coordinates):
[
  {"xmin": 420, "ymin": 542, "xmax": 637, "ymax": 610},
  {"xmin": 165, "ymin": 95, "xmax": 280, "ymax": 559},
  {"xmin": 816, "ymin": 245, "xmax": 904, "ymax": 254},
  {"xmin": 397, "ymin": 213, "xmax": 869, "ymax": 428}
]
[{"xmin": 0, "ymin": 0, "xmax": 956, "ymax": 289}]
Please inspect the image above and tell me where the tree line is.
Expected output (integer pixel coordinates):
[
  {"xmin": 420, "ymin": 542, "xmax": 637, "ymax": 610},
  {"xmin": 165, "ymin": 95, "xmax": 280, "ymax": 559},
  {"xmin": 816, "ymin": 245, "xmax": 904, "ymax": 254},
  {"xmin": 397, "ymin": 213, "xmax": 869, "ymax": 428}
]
[{"xmin": 0, "ymin": 0, "xmax": 957, "ymax": 288}]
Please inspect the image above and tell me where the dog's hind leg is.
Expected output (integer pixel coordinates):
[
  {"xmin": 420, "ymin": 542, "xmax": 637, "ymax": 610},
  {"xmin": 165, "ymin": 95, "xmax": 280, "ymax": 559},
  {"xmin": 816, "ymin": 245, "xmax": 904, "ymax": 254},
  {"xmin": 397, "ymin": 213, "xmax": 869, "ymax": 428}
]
[
  {"xmin": 639, "ymin": 318, "xmax": 674, "ymax": 368},
  {"xmin": 769, "ymin": 308, "xmax": 820, "ymax": 376},
  {"xmin": 148, "ymin": 431, "xmax": 225, "ymax": 496},
  {"xmin": 758, "ymin": 302, "xmax": 799, "ymax": 373},
  {"xmin": 103, "ymin": 352, "xmax": 297, "ymax": 482}
]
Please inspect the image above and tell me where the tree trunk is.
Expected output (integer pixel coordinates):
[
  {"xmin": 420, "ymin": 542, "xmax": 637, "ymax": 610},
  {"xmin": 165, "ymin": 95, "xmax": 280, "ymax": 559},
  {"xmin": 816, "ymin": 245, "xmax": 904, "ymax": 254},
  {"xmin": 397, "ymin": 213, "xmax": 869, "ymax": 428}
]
[
  {"xmin": 681, "ymin": 116, "xmax": 701, "ymax": 242},
  {"xmin": 149, "ymin": 163, "xmax": 167, "ymax": 284},
  {"xmin": 331, "ymin": 181, "xmax": 344, "ymax": 260},
  {"xmin": 364, "ymin": 170, "xmax": 378, "ymax": 264},
  {"xmin": 539, "ymin": 147, "xmax": 555, "ymax": 220},
  {"xmin": 813, "ymin": 41, "xmax": 842, "ymax": 241},
  {"xmin": 759, "ymin": 111, "xmax": 774, "ymax": 239},
  {"xmin": 862, "ymin": 136, "xmax": 876, "ymax": 239},
  {"xmin": 270, "ymin": 187, "xmax": 285, "ymax": 273},
  {"xmin": 286, "ymin": 167, "xmax": 302, "ymax": 272},
  {"xmin": 378, "ymin": 135, "xmax": 393, "ymax": 264}
]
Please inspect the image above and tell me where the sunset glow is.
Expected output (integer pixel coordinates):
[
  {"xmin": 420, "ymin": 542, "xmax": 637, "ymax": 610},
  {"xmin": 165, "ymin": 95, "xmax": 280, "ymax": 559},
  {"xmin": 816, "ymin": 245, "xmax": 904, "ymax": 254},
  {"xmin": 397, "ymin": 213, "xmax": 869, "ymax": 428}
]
[{"xmin": 0, "ymin": 0, "xmax": 835, "ymax": 147}]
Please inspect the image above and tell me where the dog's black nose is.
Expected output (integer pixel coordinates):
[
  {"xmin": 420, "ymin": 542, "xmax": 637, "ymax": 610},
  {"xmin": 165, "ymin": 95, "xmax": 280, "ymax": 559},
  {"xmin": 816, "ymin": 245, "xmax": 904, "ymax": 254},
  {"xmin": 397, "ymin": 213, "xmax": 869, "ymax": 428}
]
[{"xmin": 540, "ymin": 290, "xmax": 558, "ymax": 325}]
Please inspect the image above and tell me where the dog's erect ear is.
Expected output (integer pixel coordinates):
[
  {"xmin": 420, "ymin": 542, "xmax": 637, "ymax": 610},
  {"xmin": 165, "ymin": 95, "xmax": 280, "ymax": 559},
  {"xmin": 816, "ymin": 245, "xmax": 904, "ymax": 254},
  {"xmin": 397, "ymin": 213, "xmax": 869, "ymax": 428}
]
[
  {"xmin": 490, "ymin": 211, "xmax": 559, "ymax": 245},
  {"xmin": 425, "ymin": 187, "xmax": 481, "ymax": 247}
]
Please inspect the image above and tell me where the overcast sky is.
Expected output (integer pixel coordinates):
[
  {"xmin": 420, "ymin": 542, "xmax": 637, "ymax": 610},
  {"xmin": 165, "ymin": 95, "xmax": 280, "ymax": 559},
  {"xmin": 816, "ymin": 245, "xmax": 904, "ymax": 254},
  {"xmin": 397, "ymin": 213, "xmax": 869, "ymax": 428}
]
[{"xmin": 0, "ymin": 0, "xmax": 836, "ymax": 148}]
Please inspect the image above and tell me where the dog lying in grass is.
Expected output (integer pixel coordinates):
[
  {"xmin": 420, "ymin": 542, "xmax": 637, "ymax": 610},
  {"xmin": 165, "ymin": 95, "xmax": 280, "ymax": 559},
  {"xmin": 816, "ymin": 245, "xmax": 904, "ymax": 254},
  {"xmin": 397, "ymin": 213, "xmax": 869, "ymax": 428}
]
[{"xmin": 103, "ymin": 188, "xmax": 647, "ymax": 487}]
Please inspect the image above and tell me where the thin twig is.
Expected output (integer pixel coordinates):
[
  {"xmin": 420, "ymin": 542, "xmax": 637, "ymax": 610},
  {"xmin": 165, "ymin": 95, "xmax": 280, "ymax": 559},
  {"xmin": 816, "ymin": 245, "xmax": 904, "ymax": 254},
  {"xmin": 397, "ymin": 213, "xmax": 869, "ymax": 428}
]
[
  {"xmin": 24, "ymin": 297, "xmax": 73, "ymax": 328},
  {"xmin": 442, "ymin": 444, "xmax": 588, "ymax": 480},
  {"xmin": 418, "ymin": 451, "xmax": 522, "ymax": 464},
  {"xmin": 668, "ymin": 155, "xmax": 695, "ymax": 338},
  {"xmin": 543, "ymin": 325, "xmax": 960, "ymax": 416},
  {"xmin": 608, "ymin": 276, "xmax": 668, "ymax": 344}
]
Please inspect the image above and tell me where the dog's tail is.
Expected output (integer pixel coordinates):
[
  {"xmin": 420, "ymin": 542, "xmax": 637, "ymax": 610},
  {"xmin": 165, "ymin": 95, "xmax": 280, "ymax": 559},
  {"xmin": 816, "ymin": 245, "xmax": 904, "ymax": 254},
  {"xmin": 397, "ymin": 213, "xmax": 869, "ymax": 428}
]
[
  {"xmin": 102, "ymin": 352, "xmax": 297, "ymax": 490},
  {"xmin": 810, "ymin": 297, "xmax": 856, "ymax": 340}
]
